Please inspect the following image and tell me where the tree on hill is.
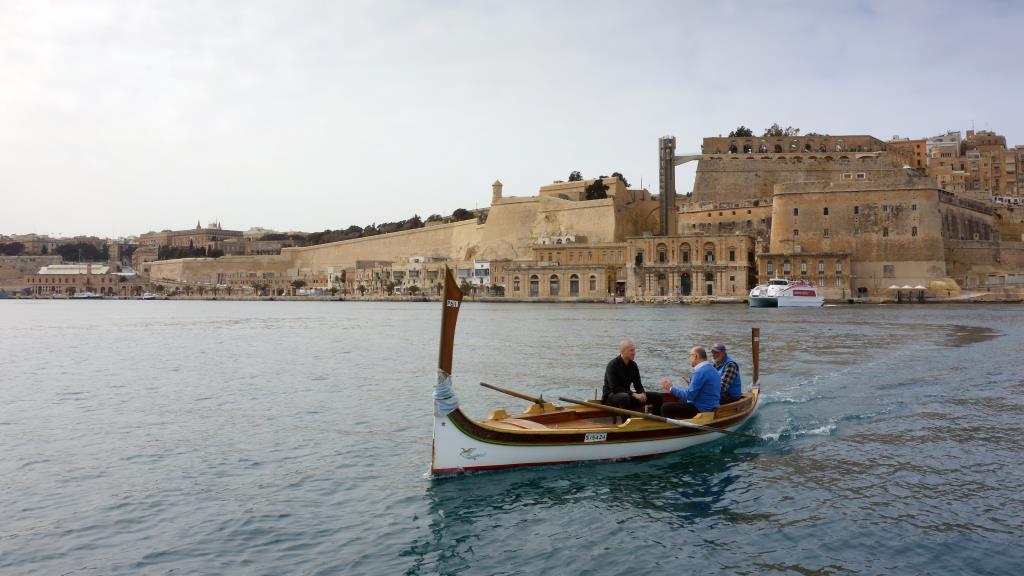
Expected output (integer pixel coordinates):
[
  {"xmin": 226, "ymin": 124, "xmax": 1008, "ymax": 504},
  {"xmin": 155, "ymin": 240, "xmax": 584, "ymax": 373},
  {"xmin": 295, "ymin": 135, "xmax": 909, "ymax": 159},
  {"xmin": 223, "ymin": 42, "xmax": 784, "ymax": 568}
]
[
  {"xmin": 611, "ymin": 172, "xmax": 630, "ymax": 187},
  {"xmin": 584, "ymin": 178, "xmax": 609, "ymax": 200},
  {"xmin": 568, "ymin": 170, "xmax": 583, "ymax": 182},
  {"xmin": 451, "ymin": 208, "xmax": 474, "ymax": 222},
  {"xmin": 0, "ymin": 242, "xmax": 25, "ymax": 256},
  {"xmin": 426, "ymin": 214, "xmax": 443, "ymax": 223},
  {"xmin": 763, "ymin": 123, "xmax": 801, "ymax": 137},
  {"xmin": 728, "ymin": 126, "xmax": 754, "ymax": 137}
]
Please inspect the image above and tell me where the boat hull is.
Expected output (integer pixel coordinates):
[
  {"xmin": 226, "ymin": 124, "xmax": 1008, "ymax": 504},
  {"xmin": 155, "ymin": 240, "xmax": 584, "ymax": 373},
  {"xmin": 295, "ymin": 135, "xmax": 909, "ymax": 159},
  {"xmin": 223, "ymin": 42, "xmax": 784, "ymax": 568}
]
[
  {"xmin": 748, "ymin": 296, "xmax": 778, "ymax": 308},
  {"xmin": 431, "ymin": 393, "xmax": 759, "ymax": 474}
]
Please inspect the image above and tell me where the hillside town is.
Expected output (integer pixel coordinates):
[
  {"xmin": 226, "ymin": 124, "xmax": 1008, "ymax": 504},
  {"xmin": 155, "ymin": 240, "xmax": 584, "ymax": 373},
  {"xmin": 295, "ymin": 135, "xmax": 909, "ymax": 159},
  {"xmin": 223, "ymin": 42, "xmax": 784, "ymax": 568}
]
[{"xmin": 3, "ymin": 127, "xmax": 1024, "ymax": 302}]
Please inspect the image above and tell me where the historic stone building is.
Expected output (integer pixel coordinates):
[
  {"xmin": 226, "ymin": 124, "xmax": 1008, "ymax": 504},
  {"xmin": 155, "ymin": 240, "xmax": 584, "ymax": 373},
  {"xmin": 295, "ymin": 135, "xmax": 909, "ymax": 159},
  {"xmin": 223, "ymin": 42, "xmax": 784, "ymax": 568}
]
[
  {"xmin": 625, "ymin": 234, "xmax": 757, "ymax": 299},
  {"xmin": 143, "ymin": 129, "xmax": 1024, "ymax": 302}
]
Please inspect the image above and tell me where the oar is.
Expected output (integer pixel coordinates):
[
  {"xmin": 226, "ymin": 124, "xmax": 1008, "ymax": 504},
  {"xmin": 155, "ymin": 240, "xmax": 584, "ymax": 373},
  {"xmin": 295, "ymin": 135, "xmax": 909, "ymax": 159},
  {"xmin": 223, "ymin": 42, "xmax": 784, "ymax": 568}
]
[
  {"xmin": 480, "ymin": 382, "xmax": 554, "ymax": 407},
  {"xmin": 557, "ymin": 396, "xmax": 760, "ymax": 439}
]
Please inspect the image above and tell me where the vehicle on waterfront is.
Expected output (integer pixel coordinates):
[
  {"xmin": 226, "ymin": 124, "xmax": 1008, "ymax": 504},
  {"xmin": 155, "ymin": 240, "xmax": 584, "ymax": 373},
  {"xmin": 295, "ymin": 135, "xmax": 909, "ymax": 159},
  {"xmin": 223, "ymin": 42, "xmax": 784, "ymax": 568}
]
[
  {"xmin": 430, "ymin": 268, "xmax": 761, "ymax": 475},
  {"xmin": 71, "ymin": 291, "xmax": 103, "ymax": 299},
  {"xmin": 141, "ymin": 292, "xmax": 166, "ymax": 300},
  {"xmin": 748, "ymin": 278, "xmax": 824, "ymax": 308},
  {"xmin": 50, "ymin": 292, "xmax": 67, "ymax": 299}
]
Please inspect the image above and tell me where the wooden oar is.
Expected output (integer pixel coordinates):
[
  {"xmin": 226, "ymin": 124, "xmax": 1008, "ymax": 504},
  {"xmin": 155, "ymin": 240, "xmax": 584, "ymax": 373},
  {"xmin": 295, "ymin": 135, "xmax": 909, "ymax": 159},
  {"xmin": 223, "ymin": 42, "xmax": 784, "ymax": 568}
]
[
  {"xmin": 557, "ymin": 396, "xmax": 760, "ymax": 439},
  {"xmin": 480, "ymin": 382, "xmax": 554, "ymax": 407}
]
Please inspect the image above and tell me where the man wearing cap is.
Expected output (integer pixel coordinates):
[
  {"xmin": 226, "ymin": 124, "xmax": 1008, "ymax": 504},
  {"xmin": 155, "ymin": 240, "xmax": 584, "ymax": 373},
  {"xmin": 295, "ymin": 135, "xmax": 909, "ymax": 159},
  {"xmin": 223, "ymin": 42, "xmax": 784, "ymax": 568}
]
[
  {"xmin": 658, "ymin": 346, "xmax": 720, "ymax": 419},
  {"xmin": 711, "ymin": 342, "xmax": 743, "ymax": 404}
]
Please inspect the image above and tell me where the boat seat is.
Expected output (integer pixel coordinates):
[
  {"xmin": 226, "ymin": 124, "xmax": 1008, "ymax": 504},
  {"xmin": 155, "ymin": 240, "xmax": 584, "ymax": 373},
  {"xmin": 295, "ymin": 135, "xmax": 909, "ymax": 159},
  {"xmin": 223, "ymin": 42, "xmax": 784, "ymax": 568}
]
[{"xmin": 499, "ymin": 418, "xmax": 550, "ymax": 430}]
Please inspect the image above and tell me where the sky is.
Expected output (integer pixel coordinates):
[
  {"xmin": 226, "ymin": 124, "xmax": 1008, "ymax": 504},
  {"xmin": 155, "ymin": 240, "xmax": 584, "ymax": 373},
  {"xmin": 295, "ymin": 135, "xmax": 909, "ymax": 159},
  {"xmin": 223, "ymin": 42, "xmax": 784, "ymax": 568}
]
[{"xmin": 1, "ymin": 0, "xmax": 1022, "ymax": 238}]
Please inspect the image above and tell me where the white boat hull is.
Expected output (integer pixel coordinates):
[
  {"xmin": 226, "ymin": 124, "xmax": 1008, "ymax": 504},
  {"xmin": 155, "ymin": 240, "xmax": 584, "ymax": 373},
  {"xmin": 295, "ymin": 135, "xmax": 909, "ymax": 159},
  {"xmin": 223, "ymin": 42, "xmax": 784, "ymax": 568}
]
[{"xmin": 431, "ymin": 400, "xmax": 759, "ymax": 474}]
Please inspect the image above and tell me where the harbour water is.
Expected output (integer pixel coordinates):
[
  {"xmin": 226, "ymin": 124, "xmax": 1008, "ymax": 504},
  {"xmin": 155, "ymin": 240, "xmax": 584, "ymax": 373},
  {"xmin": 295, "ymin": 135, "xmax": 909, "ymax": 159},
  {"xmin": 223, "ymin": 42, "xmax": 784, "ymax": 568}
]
[{"xmin": 1, "ymin": 300, "xmax": 1022, "ymax": 575}]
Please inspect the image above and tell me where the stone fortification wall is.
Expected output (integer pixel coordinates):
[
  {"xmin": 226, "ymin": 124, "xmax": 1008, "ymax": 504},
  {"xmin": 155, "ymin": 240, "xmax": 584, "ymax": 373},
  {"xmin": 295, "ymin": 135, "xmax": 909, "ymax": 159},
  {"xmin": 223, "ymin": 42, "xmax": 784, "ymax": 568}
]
[
  {"xmin": 770, "ymin": 179, "xmax": 949, "ymax": 290},
  {"xmin": 693, "ymin": 153, "xmax": 904, "ymax": 204},
  {"xmin": 286, "ymin": 219, "xmax": 484, "ymax": 272},
  {"xmin": 148, "ymin": 254, "xmax": 293, "ymax": 285}
]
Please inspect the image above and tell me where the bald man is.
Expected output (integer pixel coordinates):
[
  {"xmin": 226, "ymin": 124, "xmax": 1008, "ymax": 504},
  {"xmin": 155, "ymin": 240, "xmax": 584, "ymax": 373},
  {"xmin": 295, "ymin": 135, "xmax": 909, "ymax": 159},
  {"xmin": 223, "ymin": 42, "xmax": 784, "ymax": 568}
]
[{"xmin": 602, "ymin": 340, "xmax": 664, "ymax": 415}]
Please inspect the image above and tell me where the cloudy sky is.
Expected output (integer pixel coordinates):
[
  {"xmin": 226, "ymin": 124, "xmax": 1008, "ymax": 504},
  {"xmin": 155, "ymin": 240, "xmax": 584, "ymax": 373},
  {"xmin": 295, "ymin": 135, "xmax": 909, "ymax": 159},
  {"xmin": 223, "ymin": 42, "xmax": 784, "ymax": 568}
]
[{"xmin": 1, "ymin": 0, "xmax": 1021, "ymax": 238}]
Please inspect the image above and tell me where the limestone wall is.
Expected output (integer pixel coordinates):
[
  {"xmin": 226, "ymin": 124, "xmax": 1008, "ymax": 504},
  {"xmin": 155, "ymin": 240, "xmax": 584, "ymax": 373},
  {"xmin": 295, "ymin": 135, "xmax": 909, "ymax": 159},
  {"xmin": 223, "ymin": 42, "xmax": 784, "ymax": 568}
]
[{"xmin": 693, "ymin": 154, "xmax": 904, "ymax": 204}]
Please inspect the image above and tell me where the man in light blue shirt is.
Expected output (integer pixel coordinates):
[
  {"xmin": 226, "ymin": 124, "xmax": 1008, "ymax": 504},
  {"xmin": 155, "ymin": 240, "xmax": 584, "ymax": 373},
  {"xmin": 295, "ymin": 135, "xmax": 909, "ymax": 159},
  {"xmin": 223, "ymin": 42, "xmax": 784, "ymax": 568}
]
[{"xmin": 658, "ymin": 346, "xmax": 721, "ymax": 419}]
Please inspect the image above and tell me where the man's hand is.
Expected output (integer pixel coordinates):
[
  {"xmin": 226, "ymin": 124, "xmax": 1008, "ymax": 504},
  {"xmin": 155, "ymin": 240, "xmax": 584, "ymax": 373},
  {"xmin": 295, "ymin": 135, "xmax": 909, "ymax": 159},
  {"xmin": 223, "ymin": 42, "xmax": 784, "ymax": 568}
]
[
  {"xmin": 631, "ymin": 392, "xmax": 647, "ymax": 404},
  {"xmin": 659, "ymin": 379, "xmax": 672, "ymax": 392}
]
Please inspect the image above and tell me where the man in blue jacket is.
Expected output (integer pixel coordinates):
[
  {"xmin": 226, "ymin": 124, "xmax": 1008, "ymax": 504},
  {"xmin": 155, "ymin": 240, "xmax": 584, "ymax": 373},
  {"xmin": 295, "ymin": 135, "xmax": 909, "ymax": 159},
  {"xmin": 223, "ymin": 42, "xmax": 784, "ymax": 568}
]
[{"xmin": 658, "ymin": 346, "xmax": 721, "ymax": 419}]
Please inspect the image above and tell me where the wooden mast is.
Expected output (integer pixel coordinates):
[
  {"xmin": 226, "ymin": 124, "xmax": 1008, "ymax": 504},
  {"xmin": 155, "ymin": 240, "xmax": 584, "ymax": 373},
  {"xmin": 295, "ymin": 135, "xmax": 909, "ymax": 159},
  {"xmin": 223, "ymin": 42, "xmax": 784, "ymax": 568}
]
[
  {"xmin": 438, "ymin": 266, "xmax": 464, "ymax": 375},
  {"xmin": 751, "ymin": 327, "xmax": 760, "ymax": 387}
]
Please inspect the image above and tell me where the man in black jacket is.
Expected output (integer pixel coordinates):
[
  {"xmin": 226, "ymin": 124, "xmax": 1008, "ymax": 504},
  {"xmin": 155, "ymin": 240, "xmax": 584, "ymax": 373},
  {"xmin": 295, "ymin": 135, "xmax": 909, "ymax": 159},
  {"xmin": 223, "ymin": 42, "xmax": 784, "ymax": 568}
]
[{"xmin": 602, "ymin": 340, "xmax": 664, "ymax": 415}]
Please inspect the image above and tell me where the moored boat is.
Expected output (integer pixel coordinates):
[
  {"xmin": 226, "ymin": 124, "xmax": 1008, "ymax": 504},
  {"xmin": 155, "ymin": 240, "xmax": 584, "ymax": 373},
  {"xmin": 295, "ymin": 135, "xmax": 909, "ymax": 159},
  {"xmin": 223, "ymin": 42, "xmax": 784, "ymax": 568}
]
[
  {"xmin": 72, "ymin": 291, "xmax": 104, "ymax": 299},
  {"xmin": 431, "ymin": 268, "xmax": 761, "ymax": 475},
  {"xmin": 748, "ymin": 278, "xmax": 824, "ymax": 308}
]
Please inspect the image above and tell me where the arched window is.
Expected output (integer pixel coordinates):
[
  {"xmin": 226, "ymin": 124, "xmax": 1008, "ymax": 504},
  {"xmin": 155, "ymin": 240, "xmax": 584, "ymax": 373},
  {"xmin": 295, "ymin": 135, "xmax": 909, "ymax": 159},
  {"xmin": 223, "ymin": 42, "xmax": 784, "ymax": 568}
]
[
  {"xmin": 743, "ymin": 144, "xmax": 752, "ymax": 153},
  {"xmin": 513, "ymin": 276, "xmax": 521, "ymax": 292},
  {"xmin": 529, "ymin": 275, "xmax": 539, "ymax": 297},
  {"xmin": 680, "ymin": 243, "xmax": 690, "ymax": 263},
  {"xmin": 589, "ymin": 275, "xmax": 597, "ymax": 291},
  {"xmin": 549, "ymin": 274, "xmax": 560, "ymax": 296},
  {"xmin": 705, "ymin": 272, "xmax": 714, "ymax": 296},
  {"xmin": 555, "ymin": 238, "xmax": 562, "ymax": 244},
  {"xmin": 728, "ymin": 144, "xmax": 738, "ymax": 153},
  {"xmin": 759, "ymin": 142, "xmax": 768, "ymax": 153},
  {"xmin": 657, "ymin": 243, "xmax": 668, "ymax": 263},
  {"xmin": 681, "ymin": 273, "xmax": 692, "ymax": 296},
  {"xmin": 774, "ymin": 144, "xmax": 783, "ymax": 153},
  {"xmin": 569, "ymin": 274, "xmax": 579, "ymax": 296},
  {"xmin": 819, "ymin": 144, "xmax": 827, "ymax": 152},
  {"xmin": 804, "ymin": 143, "xmax": 813, "ymax": 152},
  {"xmin": 766, "ymin": 261, "xmax": 774, "ymax": 275},
  {"xmin": 704, "ymin": 243, "xmax": 715, "ymax": 263}
]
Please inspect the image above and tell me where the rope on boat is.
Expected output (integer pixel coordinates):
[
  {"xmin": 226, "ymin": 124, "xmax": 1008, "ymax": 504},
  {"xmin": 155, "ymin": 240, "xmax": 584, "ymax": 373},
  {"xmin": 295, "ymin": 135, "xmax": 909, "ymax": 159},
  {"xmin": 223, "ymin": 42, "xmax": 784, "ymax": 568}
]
[{"xmin": 433, "ymin": 370, "xmax": 459, "ymax": 417}]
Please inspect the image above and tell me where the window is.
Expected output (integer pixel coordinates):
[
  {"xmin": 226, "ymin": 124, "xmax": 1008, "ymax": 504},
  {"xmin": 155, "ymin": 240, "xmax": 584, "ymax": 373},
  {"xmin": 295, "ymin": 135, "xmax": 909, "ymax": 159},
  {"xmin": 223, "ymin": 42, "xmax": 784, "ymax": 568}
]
[
  {"xmin": 589, "ymin": 275, "xmax": 597, "ymax": 291},
  {"xmin": 705, "ymin": 250, "xmax": 714, "ymax": 263},
  {"xmin": 911, "ymin": 204, "xmax": 917, "ymax": 211},
  {"xmin": 729, "ymin": 250, "xmax": 736, "ymax": 262},
  {"xmin": 823, "ymin": 229, "xmax": 830, "ymax": 238},
  {"xmin": 767, "ymin": 262, "xmax": 774, "ymax": 274},
  {"xmin": 569, "ymin": 274, "xmax": 579, "ymax": 297},
  {"xmin": 793, "ymin": 229, "xmax": 799, "ymax": 237},
  {"xmin": 513, "ymin": 276, "xmax": 521, "ymax": 292},
  {"xmin": 823, "ymin": 207, "xmax": 829, "ymax": 215},
  {"xmin": 883, "ymin": 205, "xmax": 891, "ymax": 213},
  {"xmin": 819, "ymin": 273, "xmax": 825, "ymax": 287},
  {"xmin": 883, "ymin": 227, "xmax": 889, "ymax": 237},
  {"xmin": 856, "ymin": 173, "xmax": 866, "ymax": 179},
  {"xmin": 835, "ymin": 261, "xmax": 843, "ymax": 273},
  {"xmin": 818, "ymin": 260, "xmax": 825, "ymax": 272},
  {"xmin": 912, "ymin": 226, "xmax": 918, "ymax": 237},
  {"xmin": 529, "ymin": 275, "xmax": 539, "ymax": 297},
  {"xmin": 783, "ymin": 261, "xmax": 791, "ymax": 274},
  {"xmin": 793, "ymin": 207, "xmax": 799, "ymax": 216},
  {"xmin": 883, "ymin": 265, "xmax": 895, "ymax": 278},
  {"xmin": 549, "ymin": 274, "xmax": 560, "ymax": 296},
  {"xmin": 854, "ymin": 205, "xmax": 860, "ymax": 214},
  {"xmin": 800, "ymin": 261, "xmax": 808, "ymax": 274}
]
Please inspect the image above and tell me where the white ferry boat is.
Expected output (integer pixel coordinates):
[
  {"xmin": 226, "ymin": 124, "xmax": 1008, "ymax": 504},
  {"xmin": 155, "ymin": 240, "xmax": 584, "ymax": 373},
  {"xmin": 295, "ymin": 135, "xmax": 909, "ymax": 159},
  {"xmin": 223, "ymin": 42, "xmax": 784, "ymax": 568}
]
[
  {"xmin": 72, "ymin": 291, "xmax": 104, "ymax": 300},
  {"xmin": 748, "ymin": 279, "xmax": 824, "ymax": 308}
]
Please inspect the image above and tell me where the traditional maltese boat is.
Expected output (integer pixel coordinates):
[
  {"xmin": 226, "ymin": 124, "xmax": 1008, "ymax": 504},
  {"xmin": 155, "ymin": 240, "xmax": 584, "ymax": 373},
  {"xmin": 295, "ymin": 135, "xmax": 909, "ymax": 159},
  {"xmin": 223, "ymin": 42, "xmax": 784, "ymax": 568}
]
[{"xmin": 431, "ymin": 268, "xmax": 761, "ymax": 475}]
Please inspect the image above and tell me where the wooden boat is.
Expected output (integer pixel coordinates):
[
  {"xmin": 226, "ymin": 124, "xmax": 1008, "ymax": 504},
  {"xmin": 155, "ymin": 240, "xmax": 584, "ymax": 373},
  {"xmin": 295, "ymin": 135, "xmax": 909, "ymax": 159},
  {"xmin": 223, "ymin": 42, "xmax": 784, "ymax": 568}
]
[{"xmin": 431, "ymin": 268, "xmax": 761, "ymax": 475}]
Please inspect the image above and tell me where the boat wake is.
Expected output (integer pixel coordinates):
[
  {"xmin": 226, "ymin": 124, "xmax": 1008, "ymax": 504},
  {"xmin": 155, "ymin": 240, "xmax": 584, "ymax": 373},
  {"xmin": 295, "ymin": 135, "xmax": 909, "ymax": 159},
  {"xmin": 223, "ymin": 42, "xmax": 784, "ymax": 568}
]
[{"xmin": 758, "ymin": 418, "xmax": 838, "ymax": 442}]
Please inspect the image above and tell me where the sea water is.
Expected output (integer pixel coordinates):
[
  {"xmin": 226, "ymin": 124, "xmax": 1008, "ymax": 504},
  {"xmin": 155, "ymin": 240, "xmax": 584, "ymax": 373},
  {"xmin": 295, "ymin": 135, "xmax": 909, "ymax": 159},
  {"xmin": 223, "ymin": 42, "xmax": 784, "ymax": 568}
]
[{"xmin": 1, "ymin": 300, "xmax": 1022, "ymax": 575}]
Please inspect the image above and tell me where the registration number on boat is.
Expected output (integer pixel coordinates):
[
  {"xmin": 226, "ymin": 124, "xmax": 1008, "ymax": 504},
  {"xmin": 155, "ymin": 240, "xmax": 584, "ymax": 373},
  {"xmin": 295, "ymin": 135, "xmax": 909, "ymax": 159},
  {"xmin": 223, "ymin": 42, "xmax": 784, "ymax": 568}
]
[{"xmin": 584, "ymin": 432, "xmax": 607, "ymax": 443}]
